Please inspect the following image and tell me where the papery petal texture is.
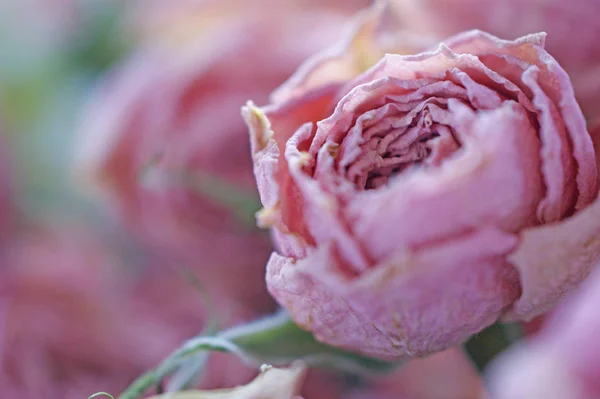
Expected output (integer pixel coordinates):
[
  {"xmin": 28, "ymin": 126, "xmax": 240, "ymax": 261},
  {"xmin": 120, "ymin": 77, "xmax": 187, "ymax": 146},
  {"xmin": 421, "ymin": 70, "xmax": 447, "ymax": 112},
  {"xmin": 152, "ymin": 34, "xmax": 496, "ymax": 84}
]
[{"xmin": 245, "ymin": 10, "xmax": 600, "ymax": 359}]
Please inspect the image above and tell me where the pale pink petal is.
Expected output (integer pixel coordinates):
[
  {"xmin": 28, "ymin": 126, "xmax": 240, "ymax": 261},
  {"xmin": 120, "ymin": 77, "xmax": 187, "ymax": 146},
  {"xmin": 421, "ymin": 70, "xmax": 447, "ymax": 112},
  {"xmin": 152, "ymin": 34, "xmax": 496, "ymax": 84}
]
[
  {"xmin": 349, "ymin": 101, "xmax": 543, "ymax": 260},
  {"xmin": 268, "ymin": 228, "xmax": 520, "ymax": 359},
  {"xmin": 504, "ymin": 192, "xmax": 600, "ymax": 320}
]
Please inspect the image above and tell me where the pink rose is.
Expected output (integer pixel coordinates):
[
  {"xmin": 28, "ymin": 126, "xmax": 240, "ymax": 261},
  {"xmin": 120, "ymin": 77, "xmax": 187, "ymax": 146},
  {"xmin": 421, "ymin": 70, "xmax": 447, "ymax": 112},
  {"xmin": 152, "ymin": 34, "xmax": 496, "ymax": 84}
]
[
  {"xmin": 386, "ymin": 0, "xmax": 600, "ymax": 121},
  {"xmin": 487, "ymin": 266, "xmax": 600, "ymax": 399},
  {"xmin": 76, "ymin": 0, "xmax": 367, "ymax": 319},
  {"xmin": 244, "ymin": 8, "xmax": 600, "ymax": 360}
]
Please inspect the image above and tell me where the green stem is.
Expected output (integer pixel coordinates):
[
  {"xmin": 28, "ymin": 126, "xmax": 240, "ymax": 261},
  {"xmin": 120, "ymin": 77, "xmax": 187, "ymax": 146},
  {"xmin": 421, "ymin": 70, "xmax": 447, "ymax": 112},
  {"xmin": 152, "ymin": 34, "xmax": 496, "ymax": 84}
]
[
  {"xmin": 117, "ymin": 311, "xmax": 400, "ymax": 399},
  {"xmin": 117, "ymin": 338, "xmax": 242, "ymax": 399}
]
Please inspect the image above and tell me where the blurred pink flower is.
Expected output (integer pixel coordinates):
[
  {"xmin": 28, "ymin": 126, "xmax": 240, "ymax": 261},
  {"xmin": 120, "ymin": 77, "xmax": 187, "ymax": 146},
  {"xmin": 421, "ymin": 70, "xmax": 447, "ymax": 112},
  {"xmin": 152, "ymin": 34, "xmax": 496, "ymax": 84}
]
[
  {"xmin": 487, "ymin": 266, "xmax": 600, "ymax": 399},
  {"xmin": 244, "ymin": 6, "xmax": 600, "ymax": 360},
  {"xmin": 0, "ymin": 225, "xmax": 260, "ymax": 398},
  {"xmin": 386, "ymin": 0, "xmax": 600, "ymax": 121},
  {"xmin": 126, "ymin": 0, "xmax": 371, "ymax": 50},
  {"xmin": 76, "ymin": 0, "xmax": 368, "ymax": 319},
  {"xmin": 346, "ymin": 349, "xmax": 484, "ymax": 399}
]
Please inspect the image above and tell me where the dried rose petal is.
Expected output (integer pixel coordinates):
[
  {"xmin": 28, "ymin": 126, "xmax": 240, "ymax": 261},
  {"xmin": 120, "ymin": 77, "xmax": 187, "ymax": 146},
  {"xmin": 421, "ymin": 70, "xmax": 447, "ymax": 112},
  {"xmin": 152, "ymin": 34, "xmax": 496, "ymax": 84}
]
[{"xmin": 245, "ymin": 11, "xmax": 600, "ymax": 359}]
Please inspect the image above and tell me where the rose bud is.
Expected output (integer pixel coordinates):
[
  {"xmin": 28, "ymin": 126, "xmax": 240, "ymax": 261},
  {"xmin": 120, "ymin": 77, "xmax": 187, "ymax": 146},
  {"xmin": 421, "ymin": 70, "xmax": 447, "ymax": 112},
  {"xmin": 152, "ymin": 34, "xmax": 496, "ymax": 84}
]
[
  {"xmin": 487, "ymin": 266, "xmax": 600, "ymax": 399},
  {"xmin": 76, "ymin": 0, "xmax": 367, "ymax": 320},
  {"xmin": 244, "ymin": 7, "xmax": 600, "ymax": 360},
  {"xmin": 387, "ymin": 0, "xmax": 600, "ymax": 121}
]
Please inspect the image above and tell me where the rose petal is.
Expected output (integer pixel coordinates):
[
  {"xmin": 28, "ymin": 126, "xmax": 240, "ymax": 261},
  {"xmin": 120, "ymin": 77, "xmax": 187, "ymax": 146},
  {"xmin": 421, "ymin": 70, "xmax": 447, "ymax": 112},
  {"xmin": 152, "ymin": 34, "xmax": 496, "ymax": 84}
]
[
  {"xmin": 349, "ymin": 101, "xmax": 543, "ymax": 260},
  {"xmin": 505, "ymin": 192, "xmax": 600, "ymax": 320},
  {"xmin": 267, "ymin": 228, "xmax": 520, "ymax": 359}
]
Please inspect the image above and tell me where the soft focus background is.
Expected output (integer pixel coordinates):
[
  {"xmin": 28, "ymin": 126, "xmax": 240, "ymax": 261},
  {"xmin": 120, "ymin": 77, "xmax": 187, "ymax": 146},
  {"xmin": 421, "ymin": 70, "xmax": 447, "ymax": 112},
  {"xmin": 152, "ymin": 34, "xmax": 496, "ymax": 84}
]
[
  {"xmin": 3, "ymin": 0, "xmax": 597, "ymax": 398},
  {"xmin": 0, "ymin": 2, "xmax": 219, "ymax": 397}
]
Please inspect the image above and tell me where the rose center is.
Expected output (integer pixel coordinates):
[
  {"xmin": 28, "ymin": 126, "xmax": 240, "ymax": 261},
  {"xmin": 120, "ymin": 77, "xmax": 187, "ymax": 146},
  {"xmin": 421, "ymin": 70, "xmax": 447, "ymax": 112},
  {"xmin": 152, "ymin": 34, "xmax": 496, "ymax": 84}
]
[
  {"xmin": 344, "ymin": 106, "xmax": 461, "ymax": 190},
  {"xmin": 363, "ymin": 130, "xmax": 440, "ymax": 189}
]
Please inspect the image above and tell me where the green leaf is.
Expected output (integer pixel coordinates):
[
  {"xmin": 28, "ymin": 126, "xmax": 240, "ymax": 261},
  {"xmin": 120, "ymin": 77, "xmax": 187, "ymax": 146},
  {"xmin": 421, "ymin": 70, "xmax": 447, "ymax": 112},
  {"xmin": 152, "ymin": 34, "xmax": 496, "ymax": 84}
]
[{"xmin": 464, "ymin": 321, "xmax": 523, "ymax": 372}]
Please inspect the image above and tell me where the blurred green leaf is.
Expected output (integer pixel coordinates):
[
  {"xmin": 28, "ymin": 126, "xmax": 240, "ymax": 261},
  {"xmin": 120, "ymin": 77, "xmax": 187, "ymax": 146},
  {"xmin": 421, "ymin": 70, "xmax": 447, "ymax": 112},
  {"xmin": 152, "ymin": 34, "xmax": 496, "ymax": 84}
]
[{"xmin": 464, "ymin": 322, "xmax": 523, "ymax": 372}]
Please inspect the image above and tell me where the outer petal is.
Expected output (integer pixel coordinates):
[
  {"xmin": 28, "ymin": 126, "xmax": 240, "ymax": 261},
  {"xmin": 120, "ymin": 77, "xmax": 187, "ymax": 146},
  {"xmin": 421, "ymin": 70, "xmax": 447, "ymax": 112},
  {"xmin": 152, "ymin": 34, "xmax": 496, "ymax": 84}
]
[
  {"xmin": 244, "ymin": 85, "xmax": 342, "ymax": 257},
  {"xmin": 504, "ymin": 192, "xmax": 600, "ymax": 320},
  {"xmin": 267, "ymin": 228, "xmax": 520, "ymax": 360},
  {"xmin": 443, "ymin": 30, "xmax": 598, "ymax": 211}
]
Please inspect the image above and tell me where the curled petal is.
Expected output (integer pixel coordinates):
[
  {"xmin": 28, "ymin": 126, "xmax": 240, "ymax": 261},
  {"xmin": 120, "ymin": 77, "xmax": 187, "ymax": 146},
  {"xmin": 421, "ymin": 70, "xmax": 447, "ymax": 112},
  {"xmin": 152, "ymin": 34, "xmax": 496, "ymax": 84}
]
[{"xmin": 505, "ymin": 192, "xmax": 600, "ymax": 320}]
